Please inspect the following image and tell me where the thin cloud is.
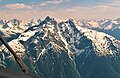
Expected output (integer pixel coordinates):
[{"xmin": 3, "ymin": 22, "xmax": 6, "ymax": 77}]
[
  {"xmin": 53, "ymin": 4, "xmax": 120, "ymax": 20},
  {"xmin": 5, "ymin": 3, "xmax": 32, "ymax": 9},
  {"xmin": 97, "ymin": 0, "xmax": 120, "ymax": 7},
  {"xmin": 39, "ymin": 3, "xmax": 47, "ymax": 6},
  {"xmin": 39, "ymin": 0, "xmax": 70, "ymax": 6},
  {"xmin": 0, "ymin": 0, "xmax": 120, "ymax": 21},
  {"xmin": 47, "ymin": 0, "xmax": 70, "ymax": 4},
  {"xmin": 0, "ymin": 4, "xmax": 120, "ymax": 21},
  {"xmin": 65, "ymin": 6, "xmax": 90, "ymax": 12}
]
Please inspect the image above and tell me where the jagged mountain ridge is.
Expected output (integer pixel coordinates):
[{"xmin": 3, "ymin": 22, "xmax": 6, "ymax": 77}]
[
  {"xmin": 0, "ymin": 17, "xmax": 120, "ymax": 78},
  {"xmin": 0, "ymin": 19, "xmax": 41, "ymax": 44},
  {"xmin": 74, "ymin": 18, "xmax": 120, "ymax": 40}
]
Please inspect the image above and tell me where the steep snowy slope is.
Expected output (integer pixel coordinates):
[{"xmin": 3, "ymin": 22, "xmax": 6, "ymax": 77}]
[
  {"xmin": 0, "ymin": 19, "xmax": 41, "ymax": 43},
  {"xmin": 0, "ymin": 19, "xmax": 29, "ymax": 44}
]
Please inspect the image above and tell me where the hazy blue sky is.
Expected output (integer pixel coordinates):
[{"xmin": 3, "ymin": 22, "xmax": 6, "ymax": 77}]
[{"xmin": 0, "ymin": 0, "xmax": 120, "ymax": 21}]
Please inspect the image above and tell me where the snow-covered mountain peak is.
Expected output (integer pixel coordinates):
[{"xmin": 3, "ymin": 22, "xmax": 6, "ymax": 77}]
[
  {"xmin": 28, "ymin": 19, "xmax": 40, "ymax": 26},
  {"xmin": 1, "ymin": 18, "xmax": 120, "ymax": 57},
  {"xmin": 63, "ymin": 19, "xmax": 120, "ymax": 57},
  {"xmin": 0, "ymin": 17, "xmax": 120, "ymax": 78},
  {"xmin": 0, "ymin": 20, "xmax": 5, "ymax": 25},
  {"xmin": 44, "ymin": 16, "xmax": 53, "ymax": 21},
  {"xmin": 71, "ymin": 18, "xmax": 120, "ymax": 40}
]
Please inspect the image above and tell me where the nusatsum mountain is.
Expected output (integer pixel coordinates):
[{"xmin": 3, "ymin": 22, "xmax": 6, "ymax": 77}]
[{"xmin": 0, "ymin": 16, "xmax": 120, "ymax": 78}]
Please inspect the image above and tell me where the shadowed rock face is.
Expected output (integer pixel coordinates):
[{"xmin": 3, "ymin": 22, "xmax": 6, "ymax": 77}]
[{"xmin": 0, "ymin": 17, "xmax": 120, "ymax": 78}]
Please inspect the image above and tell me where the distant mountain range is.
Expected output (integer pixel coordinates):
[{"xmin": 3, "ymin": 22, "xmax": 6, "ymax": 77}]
[
  {"xmin": 0, "ymin": 16, "xmax": 120, "ymax": 78},
  {"xmin": 74, "ymin": 18, "xmax": 120, "ymax": 40}
]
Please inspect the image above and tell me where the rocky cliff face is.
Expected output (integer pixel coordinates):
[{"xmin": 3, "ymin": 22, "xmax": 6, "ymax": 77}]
[{"xmin": 0, "ymin": 17, "xmax": 120, "ymax": 78}]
